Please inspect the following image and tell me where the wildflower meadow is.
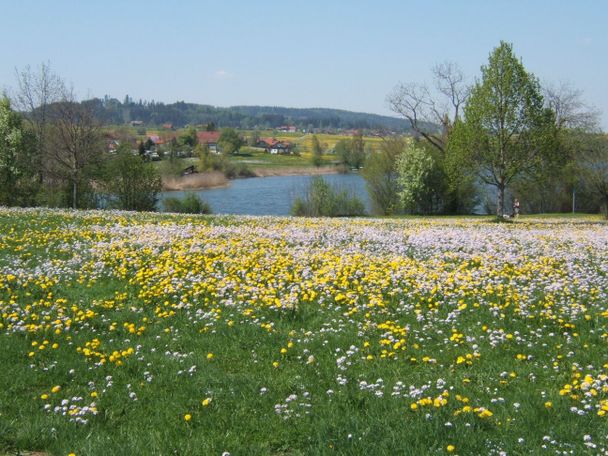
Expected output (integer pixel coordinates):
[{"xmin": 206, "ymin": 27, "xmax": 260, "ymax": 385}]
[{"xmin": 0, "ymin": 208, "xmax": 607, "ymax": 455}]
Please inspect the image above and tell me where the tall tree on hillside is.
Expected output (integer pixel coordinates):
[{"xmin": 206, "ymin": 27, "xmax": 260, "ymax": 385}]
[{"xmin": 450, "ymin": 41, "xmax": 555, "ymax": 217}]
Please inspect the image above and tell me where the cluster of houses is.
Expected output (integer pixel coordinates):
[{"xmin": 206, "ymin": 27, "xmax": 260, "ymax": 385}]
[
  {"xmin": 106, "ymin": 131, "xmax": 294, "ymax": 156},
  {"xmin": 195, "ymin": 132, "xmax": 293, "ymax": 155}
]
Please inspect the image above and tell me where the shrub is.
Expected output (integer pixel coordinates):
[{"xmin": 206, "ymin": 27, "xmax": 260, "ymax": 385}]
[
  {"xmin": 163, "ymin": 193, "xmax": 212, "ymax": 214},
  {"xmin": 291, "ymin": 176, "xmax": 366, "ymax": 217},
  {"xmin": 198, "ymin": 151, "xmax": 254, "ymax": 178},
  {"xmin": 102, "ymin": 147, "xmax": 162, "ymax": 211}
]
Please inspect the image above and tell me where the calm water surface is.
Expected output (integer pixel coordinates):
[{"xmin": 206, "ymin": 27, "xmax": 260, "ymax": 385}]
[{"xmin": 159, "ymin": 174, "xmax": 370, "ymax": 215}]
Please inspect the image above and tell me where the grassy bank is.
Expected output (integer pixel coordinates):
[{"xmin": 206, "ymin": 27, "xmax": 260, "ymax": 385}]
[{"xmin": 0, "ymin": 209, "xmax": 607, "ymax": 455}]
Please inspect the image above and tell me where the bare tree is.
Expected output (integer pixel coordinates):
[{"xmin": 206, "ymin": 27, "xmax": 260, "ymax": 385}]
[
  {"xmin": 544, "ymin": 82, "xmax": 601, "ymax": 131},
  {"xmin": 387, "ymin": 62, "xmax": 469, "ymax": 153},
  {"xmin": 542, "ymin": 82, "xmax": 602, "ymax": 213},
  {"xmin": 47, "ymin": 89, "xmax": 104, "ymax": 208},
  {"xmin": 13, "ymin": 62, "xmax": 65, "ymax": 181}
]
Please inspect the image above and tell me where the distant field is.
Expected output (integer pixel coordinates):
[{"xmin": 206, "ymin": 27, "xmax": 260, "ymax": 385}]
[
  {"xmin": 1, "ymin": 209, "xmax": 607, "ymax": 455},
  {"xmin": 265, "ymin": 132, "xmax": 385, "ymax": 155}
]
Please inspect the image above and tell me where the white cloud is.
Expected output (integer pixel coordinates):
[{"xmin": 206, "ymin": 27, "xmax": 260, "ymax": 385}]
[{"xmin": 212, "ymin": 70, "xmax": 233, "ymax": 80}]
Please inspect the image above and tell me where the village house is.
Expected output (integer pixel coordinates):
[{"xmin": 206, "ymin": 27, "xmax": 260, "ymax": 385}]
[
  {"xmin": 196, "ymin": 131, "xmax": 222, "ymax": 154},
  {"xmin": 257, "ymin": 137, "xmax": 293, "ymax": 154},
  {"xmin": 147, "ymin": 135, "xmax": 164, "ymax": 145}
]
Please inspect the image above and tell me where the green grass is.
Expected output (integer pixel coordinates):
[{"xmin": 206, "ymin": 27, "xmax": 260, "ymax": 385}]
[{"xmin": 0, "ymin": 209, "xmax": 607, "ymax": 455}]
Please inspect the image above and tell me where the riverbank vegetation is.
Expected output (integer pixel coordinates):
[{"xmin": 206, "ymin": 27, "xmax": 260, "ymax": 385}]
[
  {"xmin": 291, "ymin": 176, "xmax": 366, "ymax": 217},
  {"xmin": 162, "ymin": 193, "xmax": 212, "ymax": 214}
]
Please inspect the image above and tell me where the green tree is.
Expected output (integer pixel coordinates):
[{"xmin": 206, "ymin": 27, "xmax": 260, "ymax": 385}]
[
  {"xmin": 335, "ymin": 139, "xmax": 350, "ymax": 166},
  {"xmin": 349, "ymin": 133, "xmax": 366, "ymax": 169},
  {"xmin": 103, "ymin": 143, "xmax": 162, "ymax": 211},
  {"xmin": 218, "ymin": 128, "xmax": 244, "ymax": 155},
  {"xmin": 248, "ymin": 130, "xmax": 261, "ymax": 147},
  {"xmin": 311, "ymin": 135, "xmax": 323, "ymax": 167},
  {"xmin": 396, "ymin": 142, "xmax": 442, "ymax": 213},
  {"xmin": 578, "ymin": 133, "xmax": 608, "ymax": 217},
  {"xmin": 179, "ymin": 126, "xmax": 198, "ymax": 148},
  {"xmin": 196, "ymin": 142, "xmax": 211, "ymax": 171},
  {"xmin": 451, "ymin": 41, "xmax": 555, "ymax": 217},
  {"xmin": 362, "ymin": 137, "xmax": 404, "ymax": 215},
  {"xmin": 510, "ymin": 83, "xmax": 601, "ymax": 213},
  {"xmin": 0, "ymin": 97, "xmax": 37, "ymax": 206},
  {"xmin": 335, "ymin": 135, "xmax": 366, "ymax": 169}
]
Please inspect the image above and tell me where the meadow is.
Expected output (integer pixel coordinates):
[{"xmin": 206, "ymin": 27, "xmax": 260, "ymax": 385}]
[{"xmin": 0, "ymin": 208, "xmax": 607, "ymax": 455}]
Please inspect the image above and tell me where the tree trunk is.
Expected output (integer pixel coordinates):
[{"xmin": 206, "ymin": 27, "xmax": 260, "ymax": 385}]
[
  {"xmin": 72, "ymin": 178, "xmax": 77, "ymax": 210},
  {"xmin": 496, "ymin": 180, "xmax": 505, "ymax": 218}
]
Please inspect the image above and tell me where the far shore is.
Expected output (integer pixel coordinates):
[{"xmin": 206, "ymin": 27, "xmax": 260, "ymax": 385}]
[
  {"xmin": 161, "ymin": 166, "xmax": 343, "ymax": 191},
  {"xmin": 252, "ymin": 165, "xmax": 342, "ymax": 177}
]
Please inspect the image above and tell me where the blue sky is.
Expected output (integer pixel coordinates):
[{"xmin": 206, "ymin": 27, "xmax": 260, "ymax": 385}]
[{"xmin": 1, "ymin": 0, "xmax": 606, "ymax": 128}]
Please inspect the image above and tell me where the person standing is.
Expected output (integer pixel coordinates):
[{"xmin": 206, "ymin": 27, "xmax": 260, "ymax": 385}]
[{"xmin": 512, "ymin": 198, "xmax": 521, "ymax": 218}]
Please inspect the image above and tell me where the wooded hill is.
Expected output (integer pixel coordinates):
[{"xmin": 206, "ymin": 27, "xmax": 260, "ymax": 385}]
[{"xmin": 84, "ymin": 96, "xmax": 422, "ymax": 131}]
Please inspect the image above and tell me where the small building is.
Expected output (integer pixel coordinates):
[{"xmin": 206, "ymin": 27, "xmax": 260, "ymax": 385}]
[
  {"xmin": 270, "ymin": 142, "xmax": 291, "ymax": 154},
  {"xmin": 130, "ymin": 120, "xmax": 144, "ymax": 127},
  {"xmin": 258, "ymin": 137, "xmax": 292, "ymax": 154},
  {"xmin": 148, "ymin": 135, "xmax": 165, "ymax": 146},
  {"xmin": 196, "ymin": 131, "xmax": 222, "ymax": 154}
]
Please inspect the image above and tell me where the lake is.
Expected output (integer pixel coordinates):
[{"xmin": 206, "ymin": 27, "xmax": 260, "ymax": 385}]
[{"xmin": 159, "ymin": 173, "xmax": 371, "ymax": 215}]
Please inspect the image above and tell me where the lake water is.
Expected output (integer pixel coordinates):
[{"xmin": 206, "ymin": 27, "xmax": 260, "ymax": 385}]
[{"xmin": 159, "ymin": 173, "xmax": 371, "ymax": 215}]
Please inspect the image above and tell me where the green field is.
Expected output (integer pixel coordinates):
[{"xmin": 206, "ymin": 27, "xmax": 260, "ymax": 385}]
[{"xmin": 1, "ymin": 209, "xmax": 607, "ymax": 455}]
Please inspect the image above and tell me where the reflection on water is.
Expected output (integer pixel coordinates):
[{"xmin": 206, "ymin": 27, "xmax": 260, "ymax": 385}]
[{"xmin": 159, "ymin": 174, "xmax": 370, "ymax": 215}]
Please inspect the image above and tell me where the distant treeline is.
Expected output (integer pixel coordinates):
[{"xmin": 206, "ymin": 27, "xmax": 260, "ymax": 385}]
[{"xmin": 84, "ymin": 96, "xmax": 418, "ymax": 131}]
